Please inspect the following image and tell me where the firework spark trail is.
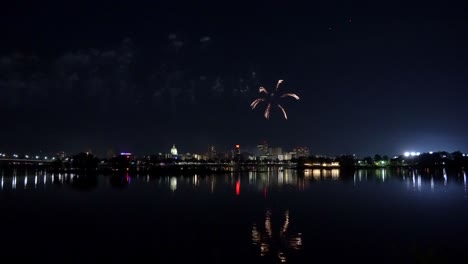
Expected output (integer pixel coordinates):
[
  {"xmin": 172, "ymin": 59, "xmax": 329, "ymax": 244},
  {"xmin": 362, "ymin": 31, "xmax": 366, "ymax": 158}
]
[
  {"xmin": 264, "ymin": 103, "xmax": 271, "ymax": 119},
  {"xmin": 280, "ymin": 93, "xmax": 300, "ymax": 100},
  {"xmin": 276, "ymin": 79, "xmax": 284, "ymax": 91},
  {"xmin": 251, "ymin": 98, "xmax": 264, "ymax": 109},
  {"xmin": 259, "ymin": 87, "xmax": 269, "ymax": 94},
  {"xmin": 277, "ymin": 104, "xmax": 288, "ymax": 120}
]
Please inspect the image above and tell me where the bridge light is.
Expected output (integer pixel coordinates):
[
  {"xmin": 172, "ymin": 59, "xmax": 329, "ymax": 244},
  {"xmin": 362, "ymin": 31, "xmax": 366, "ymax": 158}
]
[
  {"xmin": 44, "ymin": 156, "xmax": 48, "ymax": 160},
  {"xmin": 36, "ymin": 156, "xmax": 39, "ymax": 159},
  {"xmin": 13, "ymin": 154, "xmax": 18, "ymax": 158},
  {"xmin": 25, "ymin": 155, "xmax": 29, "ymax": 158}
]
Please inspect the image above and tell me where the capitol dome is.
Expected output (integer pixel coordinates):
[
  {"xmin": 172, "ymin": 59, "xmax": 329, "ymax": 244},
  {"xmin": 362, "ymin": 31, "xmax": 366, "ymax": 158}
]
[{"xmin": 171, "ymin": 144, "xmax": 178, "ymax": 156}]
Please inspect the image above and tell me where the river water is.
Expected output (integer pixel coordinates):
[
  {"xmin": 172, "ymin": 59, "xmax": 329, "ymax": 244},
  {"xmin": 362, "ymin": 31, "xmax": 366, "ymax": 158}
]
[{"xmin": 0, "ymin": 168, "xmax": 467, "ymax": 263}]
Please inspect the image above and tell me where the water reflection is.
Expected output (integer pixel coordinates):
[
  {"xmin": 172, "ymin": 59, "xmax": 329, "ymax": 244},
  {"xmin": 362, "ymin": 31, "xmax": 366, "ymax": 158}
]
[
  {"xmin": 464, "ymin": 171, "xmax": 467, "ymax": 199},
  {"xmin": 0, "ymin": 171, "xmax": 100, "ymax": 191},
  {"xmin": 110, "ymin": 174, "xmax": 130, "ymax": 189},
  {"xmin": 0, "ymin": 168, "xmax": 466, "ymax": 196},
  {"xmin": 170, "ymin": 177, "xmax": 177, "ymax": 192},
  {"xmin": 303, "ymin": 169, "xmax": 339, "ymax": 181},
  {"xmin": 252, "ymin": 209, "xmax": 302, "ymax": 262}
]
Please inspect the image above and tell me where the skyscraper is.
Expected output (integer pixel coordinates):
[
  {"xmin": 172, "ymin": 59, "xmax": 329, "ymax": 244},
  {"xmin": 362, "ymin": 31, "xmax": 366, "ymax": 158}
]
[
  {"xmin": 208, "ymin": 145, "xmax": 217, "ymax": 160},
  {"xmin": 293, "ymin": 147, "xmax": 310, "ymax": 158},
  {"xmin": 257, "ymin": 141, "xmax": 269, "ymax": 156}
]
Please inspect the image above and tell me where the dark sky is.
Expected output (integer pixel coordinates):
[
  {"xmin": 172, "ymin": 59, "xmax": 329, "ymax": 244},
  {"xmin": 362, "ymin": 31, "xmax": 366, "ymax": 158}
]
[{"xmin": 1, "ymin": 0, "xmax": 467, "ymax": 157}]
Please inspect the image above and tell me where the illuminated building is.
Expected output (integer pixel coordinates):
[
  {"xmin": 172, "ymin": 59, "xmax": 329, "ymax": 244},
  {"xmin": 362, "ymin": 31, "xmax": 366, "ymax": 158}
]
[
  {"xmin": 56, "ymin": 151, "xmax": 66, "ymax": 159},
  {"xmin": 171, "ymin": 144, "xmax": 178, "ymax": 158},
  {"xmin": 110, "ymin": 152, "xmax": 134, "ymax": 171},
  {"xmin": 234, "ymin": 144, "xmax": 241, "ymax": 161},
  {"xmin": 293, "ymin": 147, "xmax": 310, "ymax": 158},
  {"xmin": 269, "ymin": 147, "xmax": 283, "ymax": 156},
  {"xmin": 278, "ymin": 153, "xmax": 292, "ymax": 161},
  {"xmin": 257, "ymin": 141, "xmax": 269, "ymax": 156}
]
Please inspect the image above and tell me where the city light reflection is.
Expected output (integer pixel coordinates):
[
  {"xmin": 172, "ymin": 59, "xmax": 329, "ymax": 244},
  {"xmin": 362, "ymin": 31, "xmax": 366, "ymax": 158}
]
[
  {"xmin": 443, "ymin": 169, "xmax": 447, "ymax": 186},
  {"xmin": 0, "ymin": 168, "xmax": 465, "ymax": 195},
  {"xmin": 170, "ymin": 177, "xmax": 177, "ymax": 192},
  {"xmin": 464, "ymin": 171, "xmax": 467, "ymax": 198}
]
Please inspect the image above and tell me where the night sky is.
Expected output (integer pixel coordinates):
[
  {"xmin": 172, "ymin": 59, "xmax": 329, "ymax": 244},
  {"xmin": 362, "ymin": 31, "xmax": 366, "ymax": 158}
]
[{"xmin": 1, "ymin": 0, "xmax": 467, "ymax": 157}]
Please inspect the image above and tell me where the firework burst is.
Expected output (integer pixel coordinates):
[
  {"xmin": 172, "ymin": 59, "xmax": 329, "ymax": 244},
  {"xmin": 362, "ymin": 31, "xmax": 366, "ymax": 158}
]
[{"xmin": 250, "ymin": 80, "xmax": 300, "ymax": 120}]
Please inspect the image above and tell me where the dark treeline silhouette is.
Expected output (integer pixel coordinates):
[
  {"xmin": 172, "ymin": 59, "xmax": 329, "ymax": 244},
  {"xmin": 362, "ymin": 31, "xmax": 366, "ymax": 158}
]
[{"xmin": 297, "ymin": 151, "xmax": 468, "ymax": 169}]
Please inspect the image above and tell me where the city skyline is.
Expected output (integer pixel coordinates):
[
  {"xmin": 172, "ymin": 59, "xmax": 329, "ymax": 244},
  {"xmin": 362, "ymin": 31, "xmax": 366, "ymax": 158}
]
[{"xmin": 1, "ymin": 143, "xmax": 466, "ymax": 162}]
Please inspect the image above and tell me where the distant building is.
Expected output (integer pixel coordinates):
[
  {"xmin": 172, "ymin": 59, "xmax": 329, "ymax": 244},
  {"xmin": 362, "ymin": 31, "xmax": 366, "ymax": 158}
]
[
  {"xmin": 233, "ymin": 144, "xmax": 241, "ymax": 161},
  {"xmin": 293, "ymin": 147, "xmax": 310, "ymax": 158},
  {"xmin": 56, "ymin": 151, "xmax": 66, "ymax": 159},
  {"xmin": 256, "ymin": 144, "xmax": 263, "ymax": 156},
  {"xmin": 282, "ymin": 153, "xmax": 292, "ymax": 161},
  {"xmin": 208, "ymin": 145, "xmax": 217, "ymax": 160},
  {"xmin": 257, "ymin": 141, "xmax": 269, "ymax": 156},
  {"xmin": 105, "ymin": 149, "xmax": 114, "ymax": 160},
  {"xmin": 171, "ymin": 144, "xmax": 178, "ymax": 158},
  {"xmin": 179, "ymin": 152, "xmax": 191, "ymax": 160},
  {"xmin": 269, "ymin": 147, "xmax": 283, "ymax": 156}
]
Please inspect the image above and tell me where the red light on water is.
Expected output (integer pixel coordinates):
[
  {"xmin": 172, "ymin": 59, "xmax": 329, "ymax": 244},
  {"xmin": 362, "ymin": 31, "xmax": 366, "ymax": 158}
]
[
  {"xmin": 236, "ymin": 180, "xmax": 240, "ymax": 196},
  {"xmin": 126, "ymin": 174, "xmax": 131, "ymax": 183}
]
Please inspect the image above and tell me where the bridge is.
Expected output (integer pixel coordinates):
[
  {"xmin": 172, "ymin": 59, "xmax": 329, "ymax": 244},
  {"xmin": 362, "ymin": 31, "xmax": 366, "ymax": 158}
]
[{"xmin": 0, "ymin": 158, "xmax": 54, "ymax": 164}]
